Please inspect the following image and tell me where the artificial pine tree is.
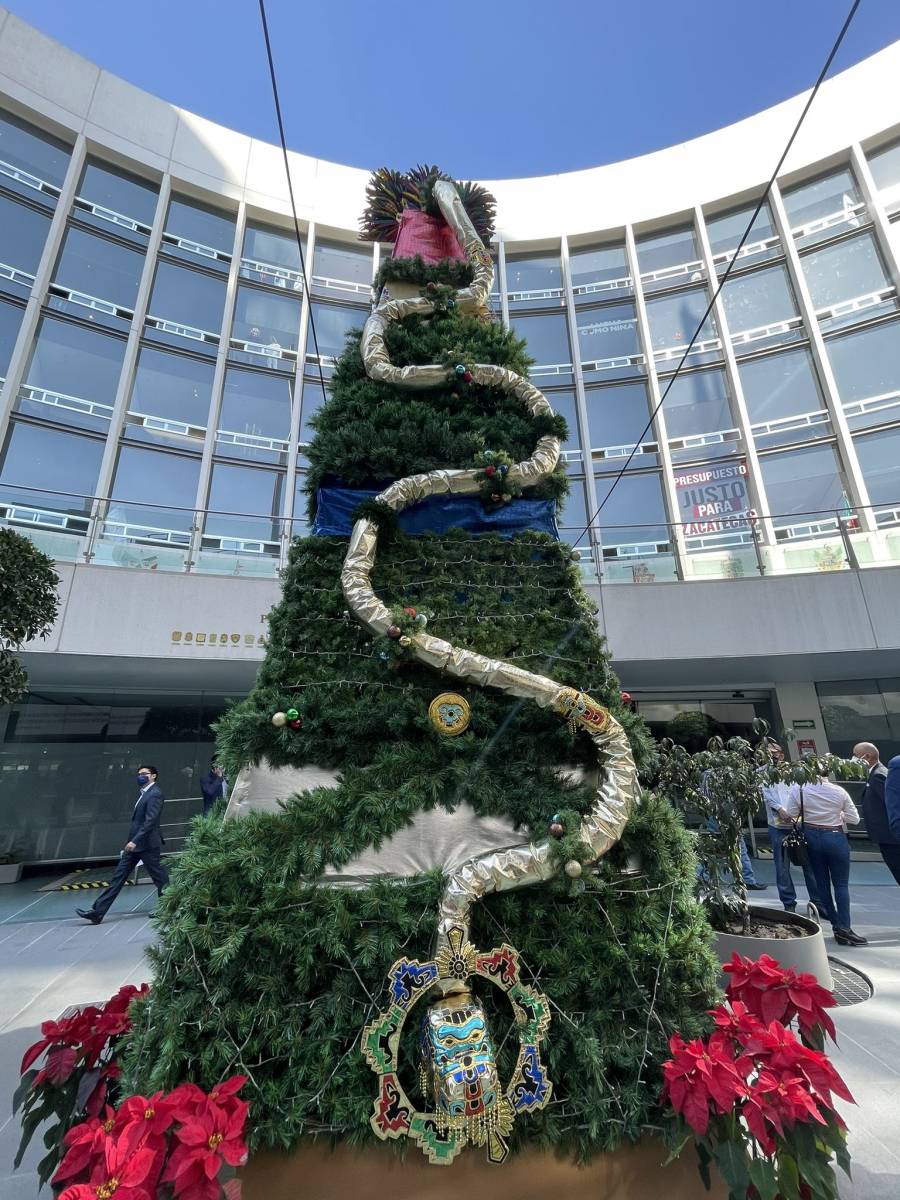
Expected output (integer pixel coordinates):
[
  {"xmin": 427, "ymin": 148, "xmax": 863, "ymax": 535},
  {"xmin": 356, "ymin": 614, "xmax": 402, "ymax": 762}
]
[{"xmin": 123, "ymin": 167, "xmax": 718, "ymax": 1166}]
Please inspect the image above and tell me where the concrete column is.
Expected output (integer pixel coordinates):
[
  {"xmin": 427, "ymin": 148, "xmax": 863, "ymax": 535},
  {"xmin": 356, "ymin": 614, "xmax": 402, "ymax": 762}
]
[
  {"xmin": 692, "ymin": 204, "xmax": 777, "ymax": 547},
  {"xmin": 188, "ymin": 201, "xmax": 247, "ymax": 568},
  {"xmin": 282, "ymin": 219, "xmax": 317, "ymax": 560},
  {"xmin": 624, "ymin": 224, "xmax": 687, "ymax": 579},
  {"xmin": 497, "ymin": 236, "xmax": 510, "ymax": 329},
  {"xmin": 768, "ymin": 181, "xmax": 876, "ymax": 533},
  {"xmin": 850, "ymin": 142, "xmax": 900, "ymax": 292},
  {"xmin": 559, "ymin": 233, "xmax": 601, "ymax": 574},
  {"xmin": 89, "ymin": 175, "xmax": 173, "ymax": 557},
  {"xmin": 773, "ymin": 682, "xmax": 831, "ymax": 759},
  {"xmin": 0, "ymin": 133, "xmax": 87, "ymax": 446}
]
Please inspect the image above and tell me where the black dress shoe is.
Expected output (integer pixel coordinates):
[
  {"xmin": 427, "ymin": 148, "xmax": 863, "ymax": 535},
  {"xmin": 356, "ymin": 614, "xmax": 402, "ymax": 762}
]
[
  {"xmin": 834, "ymin": 927, "xmax": 867, "ymax": 946},
  {"xmin": 746, "ymin": 882, "xmax": 768, "ymax": 891},
  {"xmin": 76, "ymin": 907, "xmax": 102, "ymax": 924}
]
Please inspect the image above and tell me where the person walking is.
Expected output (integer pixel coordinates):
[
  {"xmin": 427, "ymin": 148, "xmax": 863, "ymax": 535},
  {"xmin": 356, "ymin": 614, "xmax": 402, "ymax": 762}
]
[
  {"xmin": 77, "ymin": 765, "xmax": 169, "ymax": 924},
  {"xmin": 885, "ymin": 754, "xmax": 900, "ymax": 845},
  {"xmin": 778, "ymin": 774, "xmax": 866, "ymax": 946},
  {"xmin": 761, "ymin": 741, "xmax": 822, "ymax": 913},
  {"xmin": 853, "ymin": 741, "xmax": 900, "ymax": 886},
  {"xmin": 200, "ymin": 759, "xmax": 227, "ymax": 815}
]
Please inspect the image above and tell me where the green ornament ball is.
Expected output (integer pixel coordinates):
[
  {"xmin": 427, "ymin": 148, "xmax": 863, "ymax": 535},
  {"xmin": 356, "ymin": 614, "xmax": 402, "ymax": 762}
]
[{"xmin": 285, "ymin": 707, "xmax": 299, "ymax": 722}]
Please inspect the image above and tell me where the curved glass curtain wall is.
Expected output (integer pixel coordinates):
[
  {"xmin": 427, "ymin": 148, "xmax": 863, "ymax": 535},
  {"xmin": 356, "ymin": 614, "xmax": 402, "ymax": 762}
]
[{"xmin": 2, "ymin": 102, "xmax": 900, "ymax": 583}]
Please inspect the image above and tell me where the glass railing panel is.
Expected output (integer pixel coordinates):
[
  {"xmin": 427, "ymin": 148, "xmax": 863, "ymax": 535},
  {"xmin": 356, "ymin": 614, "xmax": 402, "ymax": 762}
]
[
  {"xmin": 681, "ymin": 518, "xmax": 760, "ymax": 580},
  {"xmin": 92, "ymin": 501, "xmax": 192, "ymax": 571},
  {"xmin": 0, "ymin": 487, "xmax": 91, "ymax": 561}
]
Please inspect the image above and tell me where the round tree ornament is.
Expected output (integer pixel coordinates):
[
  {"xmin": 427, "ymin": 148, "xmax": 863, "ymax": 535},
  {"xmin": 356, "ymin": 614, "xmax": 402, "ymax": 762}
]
[
  {"xmin": 271, "ymin": 711, "xmax": 288, "ymax": 728},
  {"xmin": 428, "ymin": 692, "xmax": 471, "ymax": 737},
  {"xmin": 564, "ymin": 859, "xmax": 583, "ymax": 879}
]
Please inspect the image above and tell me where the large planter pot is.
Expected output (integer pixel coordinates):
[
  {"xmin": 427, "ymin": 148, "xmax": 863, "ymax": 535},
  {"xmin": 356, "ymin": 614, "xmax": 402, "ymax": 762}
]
[
  {"xmin": 713, "ymin": 904, "xmax": 833, "ymax": 991},
  {"xmin": 0, "ymin": 862, "xmax": 23, "ymax": 884},
  {"xmin": 240, "ymin": 1139, "xmax": 725, "ymax": 1200}
]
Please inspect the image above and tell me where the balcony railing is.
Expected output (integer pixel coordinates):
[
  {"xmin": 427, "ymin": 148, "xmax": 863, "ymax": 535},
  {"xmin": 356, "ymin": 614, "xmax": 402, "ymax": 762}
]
[{"xmin": 2, "ymin": 483, "xmax": 900, "ymax": 586}]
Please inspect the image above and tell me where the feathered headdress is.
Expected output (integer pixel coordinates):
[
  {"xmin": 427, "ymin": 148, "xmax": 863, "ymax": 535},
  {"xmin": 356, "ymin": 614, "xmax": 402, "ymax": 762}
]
[{"xmin": 359, "ymin": 164, "xmax": 496, "ymax": 245}]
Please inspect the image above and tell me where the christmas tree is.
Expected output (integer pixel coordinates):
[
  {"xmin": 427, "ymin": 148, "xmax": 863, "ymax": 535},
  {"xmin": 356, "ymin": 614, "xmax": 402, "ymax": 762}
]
[{"xmin": 123, "ymin": 167, "xmax": 718, "ymax": 1166}]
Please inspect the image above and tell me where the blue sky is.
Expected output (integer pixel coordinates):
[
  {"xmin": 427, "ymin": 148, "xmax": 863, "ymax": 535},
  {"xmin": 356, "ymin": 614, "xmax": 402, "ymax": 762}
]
[{"xmin": 7, "ymin": 0, "xmax": 900, "ymax": 179}]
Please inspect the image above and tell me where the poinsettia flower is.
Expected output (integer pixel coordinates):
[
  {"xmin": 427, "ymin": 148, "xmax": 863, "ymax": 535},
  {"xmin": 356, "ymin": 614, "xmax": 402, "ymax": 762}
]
[
  {"xmin": 785, "ymin": 971, "xmax": 837, "ymax": 1041},
  {"xmin": 723, "ymin": 953, "xmax": 794, "ymax": 1025},
  {"xmin": 207, "ymin": 1075, "xmax": 248, "ymax": 1108},
  {"xmin": 165, "ymin": 1101, "xmax": 249, "ymax": 1188},
  {"xmin": 661, "ymin": 1033, "xmax": 748, "ymax": 1134},
  {"xmin": 166, "ymin": 1082, "xmax": 208, "ymax": 1123},
  {"xmin": 115, "ymin": 1092, "xmax": 176, "ymax": 1139},
  {"xmin": 54, "ymin": 1116, "xmax": 109, "ymax": 1185},
  {"xmin": 34, "ymin": 1044, "xmax": 78, "ymax": 1086},
  {"xmin": 103, "ymin": 984, "xmax": 150, "ymax": 1016},
  {"xmin": 56, "ymin": 1125, "xmax": 155, "ymax": 1200}
]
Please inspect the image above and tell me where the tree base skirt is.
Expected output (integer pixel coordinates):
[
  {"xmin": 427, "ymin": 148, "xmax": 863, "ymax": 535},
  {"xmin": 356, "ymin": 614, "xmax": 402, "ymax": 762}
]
[{"xmin": 240, "ymin": 1138, "xmax": 726, "ymax": 1200}]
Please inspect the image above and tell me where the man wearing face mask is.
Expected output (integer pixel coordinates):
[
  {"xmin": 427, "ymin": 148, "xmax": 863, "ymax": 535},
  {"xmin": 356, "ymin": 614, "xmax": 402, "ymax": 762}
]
[
  {"xmin": 76, "ymin": 765, "xmax": 169, "ymax": 924},
  {"xmin": 852, "ymin": 742, "xmax": 900, "ymax": 885}
]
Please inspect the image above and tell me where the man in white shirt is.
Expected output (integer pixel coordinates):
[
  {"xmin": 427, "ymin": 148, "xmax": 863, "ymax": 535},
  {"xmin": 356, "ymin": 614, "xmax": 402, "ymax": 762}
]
[{"xmin": 761, "ymin": 741, "xmax": 822, "ymax": 914}]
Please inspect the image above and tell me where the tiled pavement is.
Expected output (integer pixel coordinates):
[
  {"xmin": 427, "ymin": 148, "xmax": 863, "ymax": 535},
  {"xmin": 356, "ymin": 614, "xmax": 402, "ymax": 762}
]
[{"xmin": 2, "ymin": 862, "xmax": 899, "ymax": 1199}]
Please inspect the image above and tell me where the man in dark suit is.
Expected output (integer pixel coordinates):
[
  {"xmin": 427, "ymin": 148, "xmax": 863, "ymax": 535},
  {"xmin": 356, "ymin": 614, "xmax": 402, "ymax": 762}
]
[
  {"xmin": 77, "ymin": 764, "xmax": 169, "ymax": 924},
  {"xmin": 853, "ymin": 742, "xmax": 900, "ymax": 885}
]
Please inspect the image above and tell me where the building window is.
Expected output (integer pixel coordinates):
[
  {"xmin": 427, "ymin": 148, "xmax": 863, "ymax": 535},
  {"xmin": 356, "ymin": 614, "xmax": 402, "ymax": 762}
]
[
  {"xmin": 645, "ymin": 287, "xmax": 718, "ymax": 354},
  {"xmin": 816, "ymin": 680, "xmax": 899, "ymax": 760},
  {"xmin": 546, "ymin": 390, "xmax": 580, "ymax": 456},
  {"xmin": 217, "ymin": 368, "xmax": 293, "ymax": 462},
  {"xmin": 636, "ymin": 226, "xmax": 702, "ymax": 290},
  {"xmin": 164, "ymin": 193, "xmax": 236, "ymax": 259},
  {"xmin": 826, "ymin": 319, "xmax": 900, "ymax": 430},
  {"xmin": 800, "ymin": 231, "xmax": 894, "ymax": 320},
  {"xmin": 586, "ymin": 380, "xmax": 656, "ymax": 464},
  {"xmin": 0, "ymin": 109, "xmax": 70, "ymax": 201},
  {"xmin": 21, "ymin": 318, "xmax": 125, "ymax": 430},
  {"xmin": 781, "ymin": 167, "xmax": 863, "ymax": 236},
  {"xmin": 232, "ymin": 284, "xmax": 301, "ymax": 354},
  {"xmin": 0, "ymin": 420, "xmax": 104, "ymax": 514},
  {"xmin": 292, "ymin": 474, "xmax": 311, "ymax": 538},
  {"xmin": 0, "ymin": 194, "xmax": 51, "ymax": 289},
  {"xmin": 241, "ymin": 221, "xmax": 302, "ymax": 289},
  {"xmin": 853, "ymin": 427, "xmax": 900, "ymax": 511},
  {"xmin": 147, "ymin": 261, "xmax": 226, "ymax": 338},
  {"xmin": 505, "ymin": 251, "xmax": 562, "ymax": 296},
  {"xmin": 576, "ymin": 302, "xmax": 640, "ymax": 366},
  {"xmin": 313, "ymin": 240, "xmax": 372, "ymax": 292},
  {"xmin": 738, "ymin": 346, "xmax": 829, "ymax": 447},
  {"xmin": 307, "ymin": 301, "xmax": 364, "ymax": 361},
  {"xmin": 559, "ymin": 477, "xmax": 588, "ymax": 536},
  {"xmin": 759, "ymin": 443, "xmax": 848, "ymax": 528},
  {"xmin": 569, "ymin": 243, "xmax": 630, "ymax": 296},
  {"xmin": 75, "ymin": 158, "xmax": 158, "ymax": 234},
  {"xmin": 509, "ymin": 312, "xmax": 570, "ymax": 371},
  {"xmin": 52, "ymin": 226, "xmax": 143, "ymax": 313},
  {"xmin": 593, "ymin": 470, "xmax": 671, "ymax": 556},
  {"xmin": 0, "ymin": 296, "xmax": 24, "ymax": 376},
  {"xmin": 125, "ymin": 346, "xmax": 214, "ymax": 443},
  {"xmin": 867, "ymin": 140, "xmax": 900, "ymax": 212},
  {"xmin": 721, "ymin": 263, "xmax": 799, "ymax": 342},
  {"xmin": 662, "ymin": 368, "xmax": 738, "ymax": 460},
  {"xmin": 705, "ymin": 199, "xmax": 778, "ymax": 264},
  {"xmin": 205, "ymin": 462, "xmax": 284, "ymax": 543},
  {"xmin": 110, "ymin": 444, "xmax": 200, "ymax": 531},
  {"xmin": 299, "ymin": 379, "xmax": 328, "ymax": 451}
]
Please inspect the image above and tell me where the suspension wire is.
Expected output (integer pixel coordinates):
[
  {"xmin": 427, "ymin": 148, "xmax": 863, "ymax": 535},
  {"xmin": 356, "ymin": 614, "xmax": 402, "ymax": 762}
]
[
  {"xmin": 570, "ymin": 0, "xmax": 863, "ymax": 551},
  {"xmin": 257, "ymin": 0, "xmax": 329, "ymax": 410}
]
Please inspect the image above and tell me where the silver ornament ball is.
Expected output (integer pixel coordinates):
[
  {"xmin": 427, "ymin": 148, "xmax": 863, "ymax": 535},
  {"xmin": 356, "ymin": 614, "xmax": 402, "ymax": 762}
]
[
  {"xmin": 564, "ymin": 859, "xmax": 583, "ymax": 879},
  {"xmin": 271, "ymin": 711, "xmax": 288, "ymax": 728}
]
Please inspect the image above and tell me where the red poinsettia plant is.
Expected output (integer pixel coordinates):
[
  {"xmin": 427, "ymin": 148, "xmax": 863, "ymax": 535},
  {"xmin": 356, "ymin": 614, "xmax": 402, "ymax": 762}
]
[
  {"xmin": 14, "ymin": 984, "xmax": 150, "ymax": 1188},
  {"xmin": 662, "ymin": 954, "xmax": 853, "ymax": 1200},
  {"xmin": 667, "ymin": 955, "xmax": 854, "ymax": 1200},
  {"xmin": 13, "ymin": 982, "xmax": 249, "ymax": 1198},
  {"xmin": 52, "ymin": 1074, "xmax": 249, "ymax": 1200}
]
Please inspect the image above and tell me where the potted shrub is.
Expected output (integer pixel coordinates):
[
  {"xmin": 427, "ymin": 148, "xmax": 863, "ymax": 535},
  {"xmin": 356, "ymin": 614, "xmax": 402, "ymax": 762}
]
[
  {"xmin": 0, "ymin": 844, "xmax": 25, "ymax": 884},
  {"xmin": 657, "ymin": 725, "xmax": 862, "ymax": 987},
  {"xmin": 662, "ymin": 951, "xmax": 853, "ymax": 1200}
]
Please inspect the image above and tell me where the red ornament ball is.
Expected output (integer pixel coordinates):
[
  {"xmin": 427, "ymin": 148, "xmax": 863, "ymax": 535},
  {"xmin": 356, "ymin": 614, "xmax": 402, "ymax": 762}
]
[
  {"xmin": 490, "ymin": 493, "xmax": 501, "ymax": 503},
  {"xmin": 403, "ymin": 607, "xmax": 417, "ymax": 618},
  {"xmin": 549, "ymin": 822, "xmax": 565, "ymax": 839},
  {"xmin": 290, "ymin": 718, "xmax": 303, "ymax": 730},
  {"xmin": 621, "ymin": 691, "xmax": 632, "ymax": 704},
  {"xmin": 484, "ymin": 465, "xmax": 496, "ymax": 477},
  {"xmin": 462, "ymin": 371, "xmax": 473, "ymax": 383},
  {"xmin": 387, "ymin": 625, "xmax": 402, "ymax": 639}
]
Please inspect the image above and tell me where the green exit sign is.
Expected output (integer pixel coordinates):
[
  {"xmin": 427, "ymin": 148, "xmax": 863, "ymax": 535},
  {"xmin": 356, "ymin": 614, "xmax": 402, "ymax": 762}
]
[{"xmin": 792, "ymin": 719, "xmax": 816, "ymax": 730}]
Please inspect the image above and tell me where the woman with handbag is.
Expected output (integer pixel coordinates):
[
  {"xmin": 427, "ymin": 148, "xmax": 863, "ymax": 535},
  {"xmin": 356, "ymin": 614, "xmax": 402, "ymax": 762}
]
[{"xmin": 778, "ymin": 775, "xmax": 866, "ymax": 946}]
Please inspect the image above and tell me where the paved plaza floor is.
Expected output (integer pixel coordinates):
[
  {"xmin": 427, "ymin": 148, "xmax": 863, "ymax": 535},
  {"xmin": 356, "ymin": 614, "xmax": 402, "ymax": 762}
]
[{"xmin": 1, "ymin": 860, "xmax": 899, "ymax": 1199}]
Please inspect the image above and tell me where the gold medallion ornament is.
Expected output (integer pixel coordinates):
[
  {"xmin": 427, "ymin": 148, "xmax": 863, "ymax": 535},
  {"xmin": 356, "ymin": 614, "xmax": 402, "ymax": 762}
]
[{"xmin": 428, "ymin": 692, "xmax": 471, "ymax": 737}]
